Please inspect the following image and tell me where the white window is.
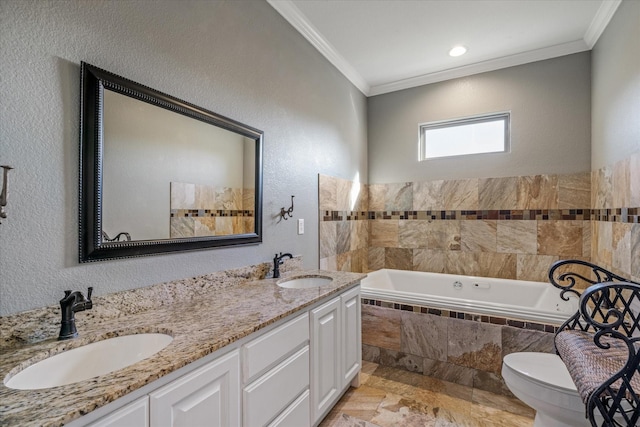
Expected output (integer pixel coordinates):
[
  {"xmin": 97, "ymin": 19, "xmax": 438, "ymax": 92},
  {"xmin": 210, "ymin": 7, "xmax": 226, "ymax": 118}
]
[{"xmin": 419, "ymin": 112, "xmax": 510, "ymax": 160}]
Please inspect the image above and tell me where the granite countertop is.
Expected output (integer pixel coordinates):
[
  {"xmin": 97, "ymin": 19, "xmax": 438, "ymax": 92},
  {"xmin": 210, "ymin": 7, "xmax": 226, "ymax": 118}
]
[{"xmin": 0, "ymin": 266, "xmax": 366, "ymax": 427}]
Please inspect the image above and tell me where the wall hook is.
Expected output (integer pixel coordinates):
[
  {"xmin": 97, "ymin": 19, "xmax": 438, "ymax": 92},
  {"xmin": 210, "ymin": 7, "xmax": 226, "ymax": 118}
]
[
  {"xmin": 280, "ymin": 195, "xmax": 294, "ymax": 220},
  {"xmin": 0, "ymin": 165, "xmax": 13, "ymax": 224}
]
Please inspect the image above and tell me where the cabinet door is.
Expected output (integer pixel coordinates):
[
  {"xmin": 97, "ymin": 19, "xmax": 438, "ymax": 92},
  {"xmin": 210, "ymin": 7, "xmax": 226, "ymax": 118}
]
[
  {"xmin": 87, "ymin": 396, "xmax": 149, "ymax": 427},
  {"xmin": 341, "ymin": 286, "xmax": 361, "ymax": 388},
  {"xmin": 310, "ymin": 297, "xmax": 341, "ymax": 425},
  {"xmin": 149, "ymin": 350, "xmax": 240, "ymax": 427}
]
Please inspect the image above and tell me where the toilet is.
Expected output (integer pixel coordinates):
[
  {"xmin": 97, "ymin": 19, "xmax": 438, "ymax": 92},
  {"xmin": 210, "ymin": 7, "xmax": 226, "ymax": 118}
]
[{"xmin": 502, "ymin": 352, "xmax": 589, "ymax": 427}]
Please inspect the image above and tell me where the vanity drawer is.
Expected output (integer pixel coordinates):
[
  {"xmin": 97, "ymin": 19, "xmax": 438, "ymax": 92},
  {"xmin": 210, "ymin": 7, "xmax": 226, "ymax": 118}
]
[
  {"xmin": 268, "ymin": 389, "xmax": 310, "ymax": 427},
  {"xmin": 243, "ymin": 346, "xmax": 310, "ymax": 427},
  {"xmin": 242, "ymin": 312, "xmax": 308, "ymax": 383}
]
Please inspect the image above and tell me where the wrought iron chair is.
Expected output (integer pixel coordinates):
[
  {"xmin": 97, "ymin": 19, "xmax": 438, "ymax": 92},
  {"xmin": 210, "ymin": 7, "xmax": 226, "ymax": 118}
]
[{"xmin": 549, "ymin": 259, "xmax": 640, "ymax": 426}]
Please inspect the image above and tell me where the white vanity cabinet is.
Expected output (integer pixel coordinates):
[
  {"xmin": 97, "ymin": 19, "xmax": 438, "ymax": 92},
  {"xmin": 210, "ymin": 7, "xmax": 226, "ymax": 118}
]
[
  {"xmin": 86, "ymin": 397, "xmax": 149, "ymax": 427},
  {"xmin": 241, "ymin": 312, "xmax": 310, "ymax": 427},
  {"xmin": 149, "ymin": 350, "xmax": 240, "ymax": 427},
  {"xmin": 78, "ymin": 284, "xmax": 361, "ymax": 427},
  {"xmin": 310, "ymin": 286, "xmax": 362, "ymax": 425}
]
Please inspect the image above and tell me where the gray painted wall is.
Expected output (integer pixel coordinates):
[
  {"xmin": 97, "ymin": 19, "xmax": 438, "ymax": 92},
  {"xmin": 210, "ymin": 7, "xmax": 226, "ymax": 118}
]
[
  {"xmin": 0, "ymin": 0, "xmax": 367, "ymax": 315},
  {"xmin": 367, "ymin": 53, "xmax": 592, "ymax": 183},
  {"xmin": 591, "ymin": 0, "xmax": 640, "ymax": 169}
]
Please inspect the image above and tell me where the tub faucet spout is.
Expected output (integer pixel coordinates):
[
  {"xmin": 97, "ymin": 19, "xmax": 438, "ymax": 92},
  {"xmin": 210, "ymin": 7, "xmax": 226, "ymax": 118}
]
[{"xmin": 273, "ymin": 252, "xmax": 293, "ymax": 279}]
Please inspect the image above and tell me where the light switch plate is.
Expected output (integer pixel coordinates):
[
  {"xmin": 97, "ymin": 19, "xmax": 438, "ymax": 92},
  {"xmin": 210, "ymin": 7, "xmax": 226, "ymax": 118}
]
[{"xmin": 297, "ymin": 218, "xmax": 304, "ymax": 235}]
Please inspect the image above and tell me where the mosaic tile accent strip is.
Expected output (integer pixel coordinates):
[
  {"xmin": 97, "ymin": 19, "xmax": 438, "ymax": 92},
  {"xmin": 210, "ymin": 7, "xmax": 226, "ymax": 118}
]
[
  {"xmin": 361, "ymin": 298, "xmax": 559, "ymax": 333},
  {"xmin": 322, "ymin": 209, "xmax": 592, "ymax": 222},
  {"xmin": 591, "ymin": 207, "xmax": 640, "ymax": 223},
  {"xmin": 171, "ymin": 209, "xmax": 254, "ymax": 217}
]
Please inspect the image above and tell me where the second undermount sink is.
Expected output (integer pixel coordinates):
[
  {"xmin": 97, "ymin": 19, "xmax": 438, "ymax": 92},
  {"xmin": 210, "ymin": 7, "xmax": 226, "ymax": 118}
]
[
  {"xmin": 4, "ymin": 333, "xmax": 173, "ymax": 390},
  {"xmin": 277, "ymin": 276, "xmax": 333, "ymax": 289}
]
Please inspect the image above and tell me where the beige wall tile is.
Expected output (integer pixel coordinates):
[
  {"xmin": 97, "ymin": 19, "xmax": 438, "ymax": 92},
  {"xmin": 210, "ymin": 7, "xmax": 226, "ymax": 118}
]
[
  {"xmin": 477, "ymin": 252, "xmax": 517, "ymax": 279},
  {"xmin": 195, "ymin": 184, "xmax": 216, "ymax": 209},
  {"xmin": 428, "ymin": 221, "xmax": 461, "ymax": 250},
  {"xmin": 412, "ymin": 180, "xmax": 444, "ymax": 210},
  {"xmin": 594, "ymin": 166, "xmax": 613, "ymax": 209},
  {"xmin": 336, "ymin": 220, "xmax": 351, "ymax": 254},
  {"xmin": 583, "ymin": 220, "xmax": 592, "ymax": 258},
  {"xmin": 398, "ymin": 220, "xmax": 430, "ymax": 248},
  {"xmin": 318, "ymin": 174, "xmax": 337, "ymax": 211},
  {"xmin": 479, "ymin": 177, "xmax": 517, "ymax": 210},
  {"xmin": 215, "ymin": 217, "xmax": 234, "ymax": 235},
  {"xmin": 336, "ymin": 177, "xmax": 352, "ymax": 211},
  {"xmin": 400, "ymin": 311, "xmax": 448, "ymax": 362},
  {"xmin": 612, "ymin": 222, "xmax": 632, "ymax": 275},
  {"xmin": 319, "ymin": 256, "xmax": 337, "ymax": 271},
  {"xmin": 413, "ymin": 249, "xmax": 447, "ymax": 273},
  {"xmin": 385, "ymin": 248, "xmax": 413, "ymax": 270},
  {"xmin": 594, "ymin": 220, "xmax": 613, "ymax": 267},
  {"xmin": 537, "ymin": 220, "xmax": 584, "ymax": 257},
  {"xmin": 170, "ymin": 217, "xmax": 194, "ymax": 238},
  {"xmin": 445, "ymin": 252, "xmax": 479, "ymax": 276},
  {"xmin": 516, "ymin": 175, "xmax": 558, "ymax": 209},
  {"xmin": 631, "ymin": 224, "xmax": 640, "ymax": 278},
  {"xmin": 194, "ymin": 217, "xmax": 216, "ymax": 236},
  {"xmin": 516, "ymin": 254, "xmax": 559, "ymax": 282},
  {"xmin": 630, "ymin": 152, "xmax": 640, "ymax": 207},
  {"xmin": 319, "ymin": 221, "xmax": 337, "ymax": 258},
  {"xmin": 353, "ymin": 182, "xmax": 369, "ymax": 212},
  {"xmin": 370, "ymin": 220, "xmax": 399, "ymax": 247},
  {"xmin": 170, "ymin": 182, "xmax": 196, "ymax": 209},
  {"xmin": 242, "ymin": 188, "xmax": 255, "ymax": 210},
  {"xmin": 497, "ymin": 220, "xmax": 537, "ymax": 254},
  {"xmin": 337, "ymin": 251, "xmax": 352, "ymax": 272},
  {"xmin": 362, "ymin": 306, "xmax": 402, "ymax": 351},
  {"xmin": 368, "ymin": 184, "xmax": 386, "ymax": 211},
  {"xmin": 558, "ymin": 172, "xmax": 591, "ymax": 209},
  {"xmin": 443, "ymin": 179, "xmax": 479, "ymax": 210},
  {"xmin": 385, "ymin": 182, "xmax": 413, "ymax": 210},
  {"xmin": 350, "ymin": 220, "xmax": 370, "ymax": 251},
  {"xmin": 368, "ymin": 247, "xmax": 385, "ymax": 271},
  {"xmin": 461, "ymin": 220, "xmax": 497, "ymax": 252},
  {"xmin": 613, "ymin": 158, "xmax": 631, "ymax": 208}
]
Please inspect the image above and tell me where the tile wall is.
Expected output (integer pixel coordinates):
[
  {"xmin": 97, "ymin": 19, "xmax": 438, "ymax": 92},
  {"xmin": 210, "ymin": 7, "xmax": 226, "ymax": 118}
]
[
  {"xmin": 591, "ymin": 151, "xmax": 640, "ymax": 283},
  {"xmin": 319, "ymin": 172, "xmax": 594, "ymax": 283}
]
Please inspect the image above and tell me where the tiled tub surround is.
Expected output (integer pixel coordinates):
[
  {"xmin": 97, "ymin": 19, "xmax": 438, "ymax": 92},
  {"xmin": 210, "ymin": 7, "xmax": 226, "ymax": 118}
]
[
  {"xmin": 319, "ymin": 172, "xmax": 593, "ymax": 282},
  {"xmin": 360, "ymin": 299, "xmax": 556, "ymax": 397},
  {"xmin": 591, "ymin": 151, "xmax": 640, "ymax": 282},
  {"xmin": 0, "ymin": 259, "xmax": 365, "ymax": 427}
]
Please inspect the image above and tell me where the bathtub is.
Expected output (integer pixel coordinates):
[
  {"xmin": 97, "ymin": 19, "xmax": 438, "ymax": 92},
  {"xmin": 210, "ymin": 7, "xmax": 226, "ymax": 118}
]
[{"xmin": 361, "ymin": 269, "xmax": 578, "ymax": 324}]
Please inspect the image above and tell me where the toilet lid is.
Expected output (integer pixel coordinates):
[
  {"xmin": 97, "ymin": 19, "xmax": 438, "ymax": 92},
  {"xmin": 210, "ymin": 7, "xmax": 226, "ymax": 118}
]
[{"xmin": 503, "ymin": 352, "xmax": 577, "ymax": 392}]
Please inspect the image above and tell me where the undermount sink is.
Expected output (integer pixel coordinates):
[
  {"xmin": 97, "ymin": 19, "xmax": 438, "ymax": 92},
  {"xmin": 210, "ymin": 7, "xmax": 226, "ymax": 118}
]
[
  {"xmin": 4, "ymin": 333, "xmax": 173, "ymax": 390},
  {"xmin": 277, "ymin": 276, "xmax": 333, "ymax": 289}
]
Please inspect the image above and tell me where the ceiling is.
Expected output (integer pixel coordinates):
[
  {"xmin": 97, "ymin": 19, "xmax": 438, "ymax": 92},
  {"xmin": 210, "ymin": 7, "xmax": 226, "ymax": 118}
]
[{"xmin": 267, "ymin": 0, "xmax": 621, "ymax": 96}]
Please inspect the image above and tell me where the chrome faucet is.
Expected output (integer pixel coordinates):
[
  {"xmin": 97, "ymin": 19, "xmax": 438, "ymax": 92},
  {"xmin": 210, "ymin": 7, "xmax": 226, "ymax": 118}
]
[
  {"xmin": 273, "ymin": 252, "xmax": 293, "ymax": 279},
  {"xmin": 58, "ymin": 287, "xmax": 93, "ymax": 340}
]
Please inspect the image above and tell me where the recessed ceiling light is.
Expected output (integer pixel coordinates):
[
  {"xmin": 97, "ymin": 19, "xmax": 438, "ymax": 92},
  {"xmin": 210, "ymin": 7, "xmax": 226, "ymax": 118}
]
[{"xmin": 449, "ymin": 46, "xmax": 467, "ymax": 57}]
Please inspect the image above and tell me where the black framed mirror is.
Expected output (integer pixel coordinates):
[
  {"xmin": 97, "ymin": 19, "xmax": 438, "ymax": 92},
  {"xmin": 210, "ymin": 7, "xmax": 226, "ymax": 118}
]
[{"xmin": 79, "ymin": 62, "xmax": 263, "ymax": 262}]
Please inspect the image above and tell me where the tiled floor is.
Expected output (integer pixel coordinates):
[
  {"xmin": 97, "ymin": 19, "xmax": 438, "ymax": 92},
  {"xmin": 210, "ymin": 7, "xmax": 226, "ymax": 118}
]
[{"xmin": 320, "ymin": 361, "xmax": 535, "ymax": 427}]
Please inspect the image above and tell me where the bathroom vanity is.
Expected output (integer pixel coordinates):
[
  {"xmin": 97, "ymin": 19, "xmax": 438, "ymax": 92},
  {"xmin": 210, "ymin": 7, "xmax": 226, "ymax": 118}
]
[{"xmin": 0, "ymin": 268, "xmax": 364, "ymax": 427}]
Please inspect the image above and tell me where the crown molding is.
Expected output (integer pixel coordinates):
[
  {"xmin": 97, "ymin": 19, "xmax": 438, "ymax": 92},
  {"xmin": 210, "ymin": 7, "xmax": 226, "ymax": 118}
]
[
  {"xmin": 369, "ymin": 40, "xmax": 590, "ymax": 96},
  {"xmin": 268, "ymin": 0, "xmax": 619, "ymax": 97},
  {"xmin": 267, "ymin": 0, "xmax": 371, "ymax": 95},
  {"xmin": 584, "ymin": 0, "xmax": 622, "ymax": 48}
]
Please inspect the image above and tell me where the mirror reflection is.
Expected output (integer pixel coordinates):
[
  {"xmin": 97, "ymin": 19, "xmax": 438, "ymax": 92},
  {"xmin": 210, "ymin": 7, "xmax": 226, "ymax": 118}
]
[{"xmin": 102, "ymin": 90, "xmax": 255, "ymax": 241}]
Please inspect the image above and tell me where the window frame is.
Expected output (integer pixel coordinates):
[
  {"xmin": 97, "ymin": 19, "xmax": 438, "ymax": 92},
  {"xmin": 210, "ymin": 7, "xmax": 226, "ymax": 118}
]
[{"xmin": 418, "ymin": 111, "xmax": 511, "ymax": 161}]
